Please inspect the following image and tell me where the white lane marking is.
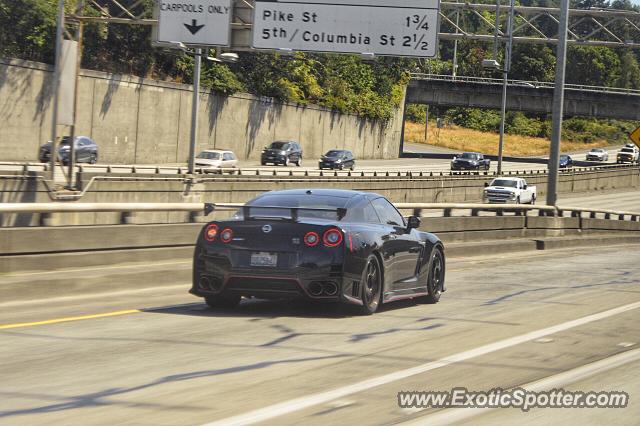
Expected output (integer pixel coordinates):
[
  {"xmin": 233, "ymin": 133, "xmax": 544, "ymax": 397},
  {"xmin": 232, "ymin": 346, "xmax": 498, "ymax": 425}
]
[
  {"xmin": 618, "ymin": 342, "xmax": 636, "ymax": 348},
  {"xmin": 2, "ymin": 260, "xmax": 191, "ymax": 278},
  {"xmin": 403, "ymin": 348, "xmax": 640, "ymax": 426},
  {"xmin": 202, "ymin": 301, "xmax": 640, "ymax": 426}
]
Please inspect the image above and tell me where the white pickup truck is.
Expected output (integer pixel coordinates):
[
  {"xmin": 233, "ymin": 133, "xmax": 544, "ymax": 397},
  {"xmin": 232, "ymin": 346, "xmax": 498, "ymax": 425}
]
[{"xmin": 483, "ymin": 177, "xmax": 537, "ymax": 204}]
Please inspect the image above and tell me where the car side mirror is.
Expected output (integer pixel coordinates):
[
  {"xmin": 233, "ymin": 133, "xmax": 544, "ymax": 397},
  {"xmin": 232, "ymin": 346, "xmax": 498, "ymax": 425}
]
[
  {"xmin": 523, "ymin": 184, "xmax": 528, "ymax": 190},
  {"xmin": 407, "ymin": 216, "xmax": 421, "ymax": 231},
  {"xmin": 484, "ymin": 182, "xmax": 489, "ymax": 187}
]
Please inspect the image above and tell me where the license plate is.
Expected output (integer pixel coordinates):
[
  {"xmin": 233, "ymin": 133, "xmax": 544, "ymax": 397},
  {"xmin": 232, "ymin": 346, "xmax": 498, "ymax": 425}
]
[{"xmin": 251, "ymin": 252, "xmax": 278, "ymax": 267}]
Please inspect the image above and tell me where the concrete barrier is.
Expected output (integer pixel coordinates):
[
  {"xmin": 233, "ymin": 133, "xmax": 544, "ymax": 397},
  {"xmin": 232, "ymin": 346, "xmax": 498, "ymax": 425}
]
[{"xmin": 1, "ymin": 203, "xmax": 638, "ymax": 273}]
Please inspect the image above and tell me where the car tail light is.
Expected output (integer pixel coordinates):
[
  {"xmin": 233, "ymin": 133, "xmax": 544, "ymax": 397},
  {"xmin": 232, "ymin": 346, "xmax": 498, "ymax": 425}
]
[
  {"xmin": 304, "ymin": 231, "xmax": 320, "ymax": 247},
  {"xmin": 323, "ymin": 228, "xmax": 343, "ymax": 247},
  {"xmin": 220, "ymin": 228, "xmax": 234, "ymax": 243},
  {"xmin": 204, "ymin": 224, "xmax": 219, "ymax": 242}
]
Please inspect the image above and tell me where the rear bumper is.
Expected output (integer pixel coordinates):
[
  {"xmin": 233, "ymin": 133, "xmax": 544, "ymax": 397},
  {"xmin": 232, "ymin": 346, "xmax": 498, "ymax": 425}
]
[{"xmin": 192, "ymin": 248, "xmax": 362, "ymax": 305}]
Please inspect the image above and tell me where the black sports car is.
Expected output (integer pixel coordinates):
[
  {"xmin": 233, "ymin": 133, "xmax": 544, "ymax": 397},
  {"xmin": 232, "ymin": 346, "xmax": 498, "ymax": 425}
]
[{"xmin": 191, "ymin": 189, "xmax": 446, "ymax": 314}]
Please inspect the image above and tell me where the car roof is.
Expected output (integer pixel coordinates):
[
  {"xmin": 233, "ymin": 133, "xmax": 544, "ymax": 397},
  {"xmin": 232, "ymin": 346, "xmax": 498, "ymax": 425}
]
[
  {"xmin": 258, "ymin": 188, "xmax": 380, "ymax": 199},
  {"xmin": 461, "ymin": 152, "xmax": 482, "ymax": 155},
  {"xmin": 199, "ymin": 149, "xmax": 231, "ymax": 154}
]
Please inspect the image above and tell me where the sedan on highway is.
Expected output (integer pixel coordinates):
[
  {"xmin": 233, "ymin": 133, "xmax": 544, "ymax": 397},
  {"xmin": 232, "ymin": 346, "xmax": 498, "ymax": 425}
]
[
  {"xmin": 318, "ymin": 150, "xmax": 355, "ymax": 170},
  {"xmin": 195, "ymin": 149, "xmax": 238, "ymax": 173},
  {"xmin": 559, "ymin": 154, "xmax": 574, "ymax": 168},
  {"xmin": 191, "ymin": 189, "xmax": 446, "ymax": 314},
  {"xmin": 39, "ymin": 136, "xmax": 98, "ymax": 165},
  {"xmin": 451, "ymin": 152, "xmax": 490, "ymax": 171},
  {"xmin": 586, "ymin": 148, "xmax": 609, "ymax": 162}
]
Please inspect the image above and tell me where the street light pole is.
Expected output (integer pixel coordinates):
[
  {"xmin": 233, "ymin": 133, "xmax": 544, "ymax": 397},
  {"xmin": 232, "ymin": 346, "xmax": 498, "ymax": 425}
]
[
  {"xmin": 497, "ymin": 0, "xmax": 515, "ymax": 176},
  {"xmin": 50, "ymin": 0, "xmax": 65, "ymax": 182},
  {"xmin": 547, "ymin": 0, "xmax": 570, "ymax": 206},
  {"xmin": 188, "ymin": 48, "xmax": 202, "ymax": 175}
]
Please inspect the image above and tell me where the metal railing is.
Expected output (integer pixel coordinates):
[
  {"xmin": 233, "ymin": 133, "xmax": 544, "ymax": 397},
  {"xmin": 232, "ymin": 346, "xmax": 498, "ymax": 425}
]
[
  {"xmin": 1, "ymin": 161, "xmax": 636, "ymax": 180},
  {"xmin": 410, "ymin": 73, "xmax": 640, "ymax": 96},
  {"xmin": 0, "ymin": 202, "xmax": 638, "ymax": 225}
]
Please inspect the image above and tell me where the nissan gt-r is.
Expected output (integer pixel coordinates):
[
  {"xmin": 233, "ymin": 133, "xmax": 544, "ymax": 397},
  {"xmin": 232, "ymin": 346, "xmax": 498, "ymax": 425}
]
[{"xmin": 191, "ymin": 189, "xmax": 446, "ymax": 314}]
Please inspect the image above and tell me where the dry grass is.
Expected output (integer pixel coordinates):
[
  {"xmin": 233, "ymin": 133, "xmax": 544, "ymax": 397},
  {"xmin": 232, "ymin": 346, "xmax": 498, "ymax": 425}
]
[{"xmin": 404, "ymin": 121, "xmax": 608, "ymax": 156}]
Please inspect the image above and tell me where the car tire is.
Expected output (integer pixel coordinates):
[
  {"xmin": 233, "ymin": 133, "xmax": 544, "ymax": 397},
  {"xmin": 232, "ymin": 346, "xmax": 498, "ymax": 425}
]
[
  {"xmin": 89, "ymin": 153, "xmax": 97, "ymax": 164},
  {"xmin": 296, "ymin": 157, "xmax": 302, "ymax": 167},
  {"xmin": 261, "ymin": 161, "xmax": 267, "ymax": 166},
  {"xmin": 339, "ymin": 164, "xmax": 344, "ymax": 170},
  {"xmin": 516, "ymin": 196, "xmax": 521, "ymax": 204},
  {"xmin": 530, "ymin": 195, "xmax": 536, "ymax": 205},
  {"xmin": 418, "ymin": 248, "xmax": 445, "ymax": 304},
  {"xmin": 284, "ymin": 157, "xmax": 290, "ymax": 167},
  {"xmin": 205, "ymin": 295, "xmax": 241, "ymax": 309},
  {"xmin": 359, "ymin": 255, "xmax": 382, "ymax": 315},
  {"xmin": 350, "ymin": 164, "xmax": 355, "ymax": 171}
]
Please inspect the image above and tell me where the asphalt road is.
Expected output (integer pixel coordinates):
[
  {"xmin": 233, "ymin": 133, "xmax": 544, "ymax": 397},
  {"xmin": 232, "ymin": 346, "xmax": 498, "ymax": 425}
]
[{"xmin": 1, "ymin": 245, "xmax": 639, "ymax": 425}]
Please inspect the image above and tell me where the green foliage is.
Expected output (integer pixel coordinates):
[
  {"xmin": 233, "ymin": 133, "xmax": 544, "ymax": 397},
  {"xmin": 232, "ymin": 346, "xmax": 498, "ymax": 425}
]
[
  {"xmin": 437, "ymin": 107, "xmax": 634, "ymax": 144},
  {"xmin": 566, "ymin": 46, "xmax": 621, "ymax": 86}
]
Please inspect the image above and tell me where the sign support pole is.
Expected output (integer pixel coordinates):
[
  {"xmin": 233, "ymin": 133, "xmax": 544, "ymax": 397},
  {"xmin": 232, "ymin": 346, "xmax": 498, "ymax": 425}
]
[
  {"xmin": 188, "ymin": 48, "xmax": 202, "ymax": 175},
  {"xmin": 547, "ymin": 0, "xmax": 570, "ymax": 206},
  {"xmin": 50, "ymin": 0, "xmax": 65, "ymax": 182}
]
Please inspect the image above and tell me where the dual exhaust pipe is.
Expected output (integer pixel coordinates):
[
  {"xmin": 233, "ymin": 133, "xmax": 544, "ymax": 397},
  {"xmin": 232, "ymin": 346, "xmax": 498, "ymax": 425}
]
[
  {"xmin": 309, "ymin": 281, "xmax": 338, "ymax": 297},
  {"xmin": 199, "ymin": 275, "xmax": 222, "ymax": 292}
]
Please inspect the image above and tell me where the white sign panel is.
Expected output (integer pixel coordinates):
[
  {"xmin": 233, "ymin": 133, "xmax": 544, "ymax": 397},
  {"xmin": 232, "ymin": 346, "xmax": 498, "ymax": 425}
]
[
  {"xmin": 157, "ymin": 0, "xmax": 232, "ymax": 46},
  {"xmin": 252, "ymin": 0, "xmax": 440, "ymax": 57}
]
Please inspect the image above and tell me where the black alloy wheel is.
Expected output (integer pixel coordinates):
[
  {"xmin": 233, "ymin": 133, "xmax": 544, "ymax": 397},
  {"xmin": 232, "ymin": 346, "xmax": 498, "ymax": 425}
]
[
  {"xmin": 419, "ymin": 248, "xmax": 444, "ymax": 304},
  {"xmin": 359, "ymin": 255, "xmax": 382, "ymax": 315}
]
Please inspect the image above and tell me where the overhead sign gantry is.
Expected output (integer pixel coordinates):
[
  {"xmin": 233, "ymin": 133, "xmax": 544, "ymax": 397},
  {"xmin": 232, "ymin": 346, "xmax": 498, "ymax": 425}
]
[{"xmin": 251, "ymin": 0, "xmax": 440, "ymax": 57}]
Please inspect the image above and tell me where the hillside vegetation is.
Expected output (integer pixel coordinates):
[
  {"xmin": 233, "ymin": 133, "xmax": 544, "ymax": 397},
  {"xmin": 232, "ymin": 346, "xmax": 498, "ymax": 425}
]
[{"xmin": 404, "ymin": 121, "xmax": 605, "ymax": 156}]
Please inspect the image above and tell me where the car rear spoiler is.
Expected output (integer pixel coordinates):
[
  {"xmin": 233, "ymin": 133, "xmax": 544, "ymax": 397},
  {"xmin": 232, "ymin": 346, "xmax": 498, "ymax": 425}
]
[{"xmin": 240, "ymin": 205, "xmax": 347, "ymax": 222}]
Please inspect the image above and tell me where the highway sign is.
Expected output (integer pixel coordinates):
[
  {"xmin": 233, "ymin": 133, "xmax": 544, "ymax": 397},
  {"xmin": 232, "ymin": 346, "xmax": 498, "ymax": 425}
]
[
  {"xmin": 157, "ymin": 0, "xmax": 232, "ymax": 46},
  {"xmin": 252, "ymin": 0, "xmax": 440, "ymax": 57},
  {"xmin": 629, "ymin": 126, "xmax": 640, "ymax": 146}
]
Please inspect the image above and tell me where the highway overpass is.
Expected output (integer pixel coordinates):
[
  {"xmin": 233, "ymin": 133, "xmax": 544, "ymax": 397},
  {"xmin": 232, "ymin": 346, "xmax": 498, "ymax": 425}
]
[{"xmin": 406, "ymin": 74, "xmax": 640, "ymax": 120}]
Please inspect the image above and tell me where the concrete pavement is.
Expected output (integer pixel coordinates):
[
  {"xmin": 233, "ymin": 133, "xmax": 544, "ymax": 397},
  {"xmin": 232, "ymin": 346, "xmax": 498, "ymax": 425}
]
[{"xmin": 1, "ymin": 245, "xmax": 639, "ymax": 425}]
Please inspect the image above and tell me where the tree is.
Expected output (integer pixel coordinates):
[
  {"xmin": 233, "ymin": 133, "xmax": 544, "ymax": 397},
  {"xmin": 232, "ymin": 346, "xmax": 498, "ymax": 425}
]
[
  {"xmin": 566, "ymin": 46, "xmax": 620, "ymax": 86},
  {"xmin": 615, "ymin": 51, "xmax": 640, "ymax": 89},
  {"xmin": 510, "ymin": 45, "xmax": 556, "ymax": 82}
]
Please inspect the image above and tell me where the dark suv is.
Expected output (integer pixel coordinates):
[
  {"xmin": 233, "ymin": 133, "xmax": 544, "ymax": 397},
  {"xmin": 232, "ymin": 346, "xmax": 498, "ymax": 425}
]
[{"xmin": 261, "ymin": 141, "xmax": 303, "ymax": 166}]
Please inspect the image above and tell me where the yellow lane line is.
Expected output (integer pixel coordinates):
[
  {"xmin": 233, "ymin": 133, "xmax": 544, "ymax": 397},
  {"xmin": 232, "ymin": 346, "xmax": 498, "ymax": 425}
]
[{"xmin": 0, "ymin": 309, "xmax": 141, "ymax": 330}]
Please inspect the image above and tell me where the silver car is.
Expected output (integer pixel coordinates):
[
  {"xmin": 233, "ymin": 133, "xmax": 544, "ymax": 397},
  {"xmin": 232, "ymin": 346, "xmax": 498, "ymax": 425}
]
[{"xmin": 586, "ymin": 148, "xmax": 609, "ymax": 162}]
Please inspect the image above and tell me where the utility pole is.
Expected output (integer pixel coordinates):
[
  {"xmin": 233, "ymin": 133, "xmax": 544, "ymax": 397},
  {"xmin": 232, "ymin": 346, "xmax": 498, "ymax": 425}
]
[
  {"xmin": 50, "ymin": 0, "xmax": 65, "ymax": 182},
  {"xmin": 547, "ymin": 0, "xmax": 570, "ymax": 206},
  {"xmin": 452, "ymin": 0, "xmax": 460, "ymax": 79},
  {"xmin": 67, "ymin": 0, "xmax": 85, "ymax": 187},
  {"xmin": 188, "ymin": 48, "xmax": 202, "ymax": 175},
  {"xmin": 497, "ymin": 0, "xmax": 515, "ymax": 176}
]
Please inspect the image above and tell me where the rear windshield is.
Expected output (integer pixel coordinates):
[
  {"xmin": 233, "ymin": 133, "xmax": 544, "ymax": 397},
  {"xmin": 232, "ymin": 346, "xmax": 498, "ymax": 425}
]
[
  {"xmin": 269, "ymin": 142, "xmax": 289, "ymax": 150},
  {"xmin": 460, "ymin": 153, "xmax": 479, "ymax": 159},
  {"xmin": 197, "ymin": 152, "xmax": 220, "ymax": 160},
  {"xmin": 237, "ymin": 194, "xmax": 348, "ymax": 221},
  {"xmin": 490, "ymin": 179, "xmax": 518, "ymax": 188}
]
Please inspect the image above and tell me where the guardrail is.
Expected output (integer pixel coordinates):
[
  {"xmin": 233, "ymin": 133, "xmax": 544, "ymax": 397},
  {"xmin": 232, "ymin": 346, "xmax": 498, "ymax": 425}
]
[
  {"xmin": 410, "ymin": 73, "xmax": 640, "ymax": 96},
  {"xmin": 1, "ymin": 160, "xmax": 637, "ymax": 181},
  {"xmin": 0, "ymin": 202, "xmax": 637, "ymax": 226}
]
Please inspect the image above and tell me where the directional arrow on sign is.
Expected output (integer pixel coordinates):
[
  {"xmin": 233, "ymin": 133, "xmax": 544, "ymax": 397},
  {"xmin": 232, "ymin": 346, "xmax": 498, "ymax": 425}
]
[{"xmin": 184, "ymin": 19, "xmax": 205, "ymax": 35}]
